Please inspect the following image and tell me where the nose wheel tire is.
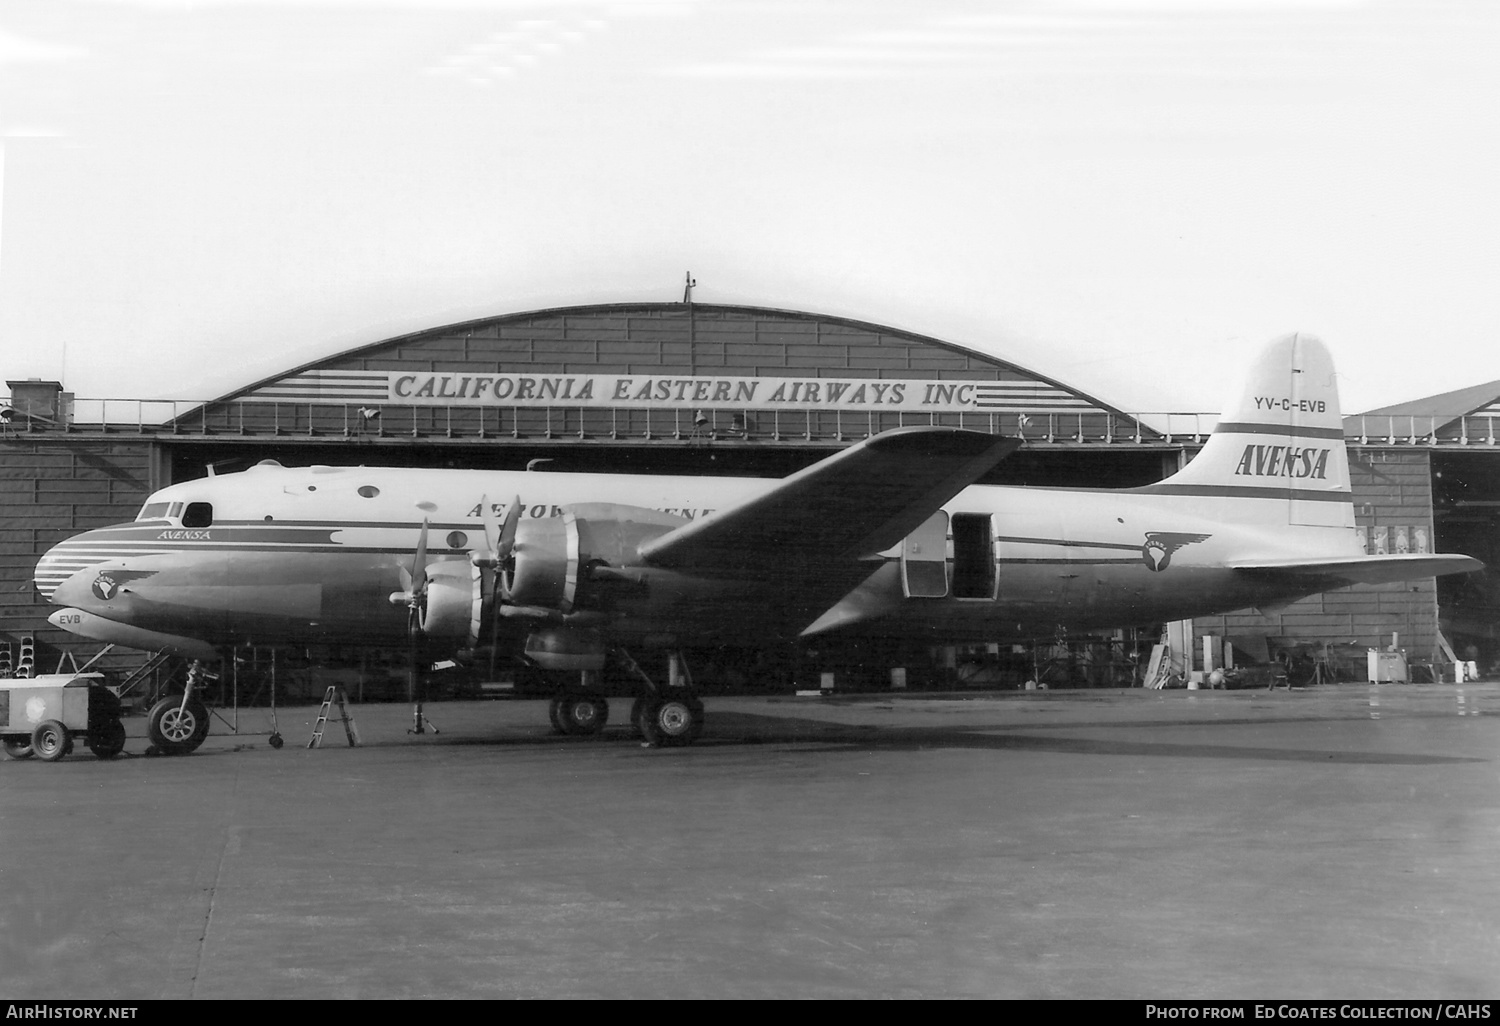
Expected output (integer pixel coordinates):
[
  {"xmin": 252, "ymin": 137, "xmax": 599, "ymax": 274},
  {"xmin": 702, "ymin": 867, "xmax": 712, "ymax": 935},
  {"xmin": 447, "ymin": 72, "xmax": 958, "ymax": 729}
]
[
  {"xmin": 635, "ymin": 695, "xmax": 704, "ymax": 747},
  {"xmin": 146, "ymin": 695, "xmax": 211, "ymax": 755},
  {"xmin": 31, "ymin": 720, "xmax": 71, "ymax": 762}
]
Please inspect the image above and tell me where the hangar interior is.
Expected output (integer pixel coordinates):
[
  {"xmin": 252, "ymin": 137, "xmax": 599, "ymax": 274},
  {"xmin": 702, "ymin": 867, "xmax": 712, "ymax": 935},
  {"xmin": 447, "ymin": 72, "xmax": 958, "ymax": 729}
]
[{"xmin": 2, "ymin": 302, "xmax": 1495, "ymax": 700}]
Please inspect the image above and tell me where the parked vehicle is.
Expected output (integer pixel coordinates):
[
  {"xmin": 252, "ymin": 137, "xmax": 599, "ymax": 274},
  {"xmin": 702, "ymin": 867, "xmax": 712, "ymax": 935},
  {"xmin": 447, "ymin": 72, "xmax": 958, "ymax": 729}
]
[{"xmin": 1, "ymin": 673, "xmax": 127, "ymax": 762}]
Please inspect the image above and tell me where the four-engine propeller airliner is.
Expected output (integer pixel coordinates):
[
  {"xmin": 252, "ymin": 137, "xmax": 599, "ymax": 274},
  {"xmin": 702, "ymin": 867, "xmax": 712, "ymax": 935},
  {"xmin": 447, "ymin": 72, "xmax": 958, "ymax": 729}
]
[{"xmin": 33, "ymin": 334, "xmax": 1481, "ymax": 752}]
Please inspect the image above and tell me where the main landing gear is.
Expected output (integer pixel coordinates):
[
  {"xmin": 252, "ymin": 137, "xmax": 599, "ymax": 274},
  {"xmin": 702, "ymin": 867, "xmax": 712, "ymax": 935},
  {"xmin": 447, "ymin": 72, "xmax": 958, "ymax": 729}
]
[
  {"xmin": 630, "ymin": 692, "xmax": 704, "ymax": 748},
  {"xmin": 549, "ymin": 692, "xmax": 610, "ymax": 737},
  {"xmin": 620, "ymin": 651, "xmax": 704, "ymax": 748},
  {"xmin": 547, "ymin": 652, "xmax": 705, "ymax": 747}
]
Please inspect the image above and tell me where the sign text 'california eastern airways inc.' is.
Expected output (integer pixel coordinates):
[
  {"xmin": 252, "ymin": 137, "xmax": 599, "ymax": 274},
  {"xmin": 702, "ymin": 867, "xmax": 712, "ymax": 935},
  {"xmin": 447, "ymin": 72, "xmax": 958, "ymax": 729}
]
[{"xmin": 246, "ymin": 371, "xmax": 1099, "ymax": 415}]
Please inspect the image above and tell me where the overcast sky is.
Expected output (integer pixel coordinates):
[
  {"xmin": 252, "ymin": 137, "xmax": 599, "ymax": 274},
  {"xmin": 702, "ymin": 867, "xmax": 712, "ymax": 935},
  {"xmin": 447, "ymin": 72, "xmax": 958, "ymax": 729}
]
[{"xmin": 0, "ymin": 0, "xmax": 1496, "ymax": 416}]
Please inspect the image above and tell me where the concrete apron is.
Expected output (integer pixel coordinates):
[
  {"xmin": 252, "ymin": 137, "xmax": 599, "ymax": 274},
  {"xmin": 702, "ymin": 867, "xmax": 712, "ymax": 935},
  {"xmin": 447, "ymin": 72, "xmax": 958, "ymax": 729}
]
[{"xmin": 2, "ymin": 684, "xmax": 1497, "ymax": 999}]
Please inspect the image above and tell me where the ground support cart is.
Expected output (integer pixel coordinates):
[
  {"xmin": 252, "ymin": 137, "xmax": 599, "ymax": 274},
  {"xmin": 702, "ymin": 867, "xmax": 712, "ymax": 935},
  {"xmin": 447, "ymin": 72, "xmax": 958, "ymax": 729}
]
[{"xmin": 1, "ymin": 674, "xmax": 127, "ymax": 762}]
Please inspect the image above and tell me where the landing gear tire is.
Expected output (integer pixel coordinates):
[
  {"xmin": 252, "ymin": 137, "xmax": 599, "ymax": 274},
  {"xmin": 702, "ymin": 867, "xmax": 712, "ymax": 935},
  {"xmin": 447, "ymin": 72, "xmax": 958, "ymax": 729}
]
[
  {"xmin": 2, "ymin": 738, "xmax": 34, "ymax": 760},
  {"xmin": 86, "ymin": 718, "xmax": 127, "ymax": 759},
  {"xmin": 555, "ymin": 696, "xmax": 609, "ymax": 736},
  {"xmin": 547, "ymin": 697, "xmax": 567, "ymax": 735},
  {"xmin": 268, "ymin": 733, "xmax": 284, "ymax": 750},
  {"xmin": 31, "ymin": 720, "xmax": 70, "ymax": 762},
  {"xmin": 636, "ymin": 696, "xmax": 703, "ymax": 748},
  {"xmin": 146, "ymin": 695, "xmax": 210, "ymax": 755}
]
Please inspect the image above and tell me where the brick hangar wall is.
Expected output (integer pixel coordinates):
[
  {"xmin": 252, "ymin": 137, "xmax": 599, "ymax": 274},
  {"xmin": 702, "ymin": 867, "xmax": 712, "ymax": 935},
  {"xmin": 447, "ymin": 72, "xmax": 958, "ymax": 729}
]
[{"xmin": 0, "ymin": 438, "xmax": 160, "ymax": 677}]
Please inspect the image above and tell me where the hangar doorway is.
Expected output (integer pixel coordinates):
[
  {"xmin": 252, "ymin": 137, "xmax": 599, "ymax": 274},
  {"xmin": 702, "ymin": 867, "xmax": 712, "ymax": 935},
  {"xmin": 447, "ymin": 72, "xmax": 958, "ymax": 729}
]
[{"xmin": 1432, "ymin": 451, "xmax": 1500, "ymax": 673}]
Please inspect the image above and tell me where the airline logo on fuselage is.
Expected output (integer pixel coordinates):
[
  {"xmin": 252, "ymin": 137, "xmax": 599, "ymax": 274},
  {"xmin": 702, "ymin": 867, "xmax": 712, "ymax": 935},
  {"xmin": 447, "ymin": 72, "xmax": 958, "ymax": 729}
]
[
  {"xmin": 91, "ymin": 570, "xmax": 157, "ymax": 600},
  {"xmin": 1141, "ymin": 532, "xmax": 1211, "ymax": 572},
  {"xmin": 1232, "ymin": 444, "xmax": 1330, "ymax": 480}
]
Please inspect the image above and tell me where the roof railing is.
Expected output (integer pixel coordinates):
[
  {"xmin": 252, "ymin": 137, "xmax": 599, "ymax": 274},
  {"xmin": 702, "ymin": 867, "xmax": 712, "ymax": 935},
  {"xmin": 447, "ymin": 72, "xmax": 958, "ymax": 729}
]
[{"xmin": 1, "ymin": 397, "xmax": 1493, "ymax": 448}]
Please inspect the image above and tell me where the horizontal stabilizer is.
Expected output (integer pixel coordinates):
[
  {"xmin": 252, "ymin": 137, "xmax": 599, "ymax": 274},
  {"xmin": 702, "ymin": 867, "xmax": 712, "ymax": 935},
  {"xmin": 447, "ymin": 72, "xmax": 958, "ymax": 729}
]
[
  {"xmin": 1231, "ymin": 553, "xmax": 1482, "ymax": 587},
  {"xmin": 638, "ymin": 427, "xmax": 1019, "ymax": 577}
]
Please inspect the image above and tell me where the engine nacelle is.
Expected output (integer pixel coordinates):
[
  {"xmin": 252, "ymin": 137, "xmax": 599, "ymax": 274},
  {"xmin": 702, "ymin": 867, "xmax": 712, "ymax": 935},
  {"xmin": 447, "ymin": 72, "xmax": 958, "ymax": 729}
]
[
  {"xmin": 507, "ymin": 516, "xmax": 573, "ymax": 611},
  {"xmin": 523, "ymin": 628, "xmax": 607, "ymax": 671},
  {"xmin": 506, "ymin": 504, "xmax": 686, "ymax": 615},
  {"xmin": 421, "ymin": 561, "xmax": 484, "ymax": 643}
]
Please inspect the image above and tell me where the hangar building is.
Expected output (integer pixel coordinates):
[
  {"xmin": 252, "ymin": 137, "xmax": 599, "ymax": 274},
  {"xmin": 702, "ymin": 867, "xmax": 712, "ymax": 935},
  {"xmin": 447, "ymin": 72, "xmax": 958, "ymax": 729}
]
[{"xmin": 1, "ymin": 300, "xmax": 1493, "ymax": 694}]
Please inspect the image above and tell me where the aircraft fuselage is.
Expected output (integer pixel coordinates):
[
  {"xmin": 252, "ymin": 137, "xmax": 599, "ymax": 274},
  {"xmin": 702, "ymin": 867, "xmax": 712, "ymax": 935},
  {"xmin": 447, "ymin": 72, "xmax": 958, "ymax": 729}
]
[{"xmin": 35, "ymin": 460, "xmax": 1359, "ymax": 653}]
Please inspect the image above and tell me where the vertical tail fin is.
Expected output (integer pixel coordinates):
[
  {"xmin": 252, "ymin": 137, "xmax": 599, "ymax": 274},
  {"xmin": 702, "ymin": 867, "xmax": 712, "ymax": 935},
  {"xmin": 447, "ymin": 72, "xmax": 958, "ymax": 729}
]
[{"xmin": 1146, "ymin": 333, "xmax": 1352, "ymax": 528}]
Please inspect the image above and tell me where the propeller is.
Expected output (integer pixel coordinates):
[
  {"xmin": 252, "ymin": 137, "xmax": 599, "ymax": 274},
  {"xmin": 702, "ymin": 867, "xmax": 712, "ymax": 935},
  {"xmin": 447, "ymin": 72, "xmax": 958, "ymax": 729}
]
[
  {"xmin": 470, "ymin": 495, "xmax": 522, "ymax": 663},
  {"xmin": 388, "ymin": 516, "xmax": 432, "ymax": 626},
  {"xmin": 387, "ymin": 513, "xmax": 433, "ymax": 726},
  {"xmin": 387, "ymin": 499, "xmax": 520, "ymax": 720},
  {"xmin": 471, "ymin": 494, "xmax": 521, "ymax": 600}
]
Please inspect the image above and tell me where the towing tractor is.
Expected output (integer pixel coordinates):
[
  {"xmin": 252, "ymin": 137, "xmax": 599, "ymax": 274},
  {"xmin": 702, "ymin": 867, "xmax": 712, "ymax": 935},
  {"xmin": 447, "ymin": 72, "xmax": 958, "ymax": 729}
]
[{"xmin": 1, "ymin": 673, "xmax": 127, "ymax": 762}]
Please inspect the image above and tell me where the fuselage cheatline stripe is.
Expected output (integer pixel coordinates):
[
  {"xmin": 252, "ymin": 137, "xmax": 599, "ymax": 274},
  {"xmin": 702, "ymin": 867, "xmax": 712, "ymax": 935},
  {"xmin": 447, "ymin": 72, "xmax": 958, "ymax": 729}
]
[
  {"xmin": 1131, "ymin": 484, "xmax": 1352, "ymax": 502},
  {"xmin": 1212, "ymin": 421, "xmax": 1347, "ymax": 440}
]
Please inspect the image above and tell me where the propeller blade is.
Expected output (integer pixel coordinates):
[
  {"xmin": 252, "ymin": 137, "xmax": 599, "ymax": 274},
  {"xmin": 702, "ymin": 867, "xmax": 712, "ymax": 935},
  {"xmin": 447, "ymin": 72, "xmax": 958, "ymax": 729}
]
[
  {"xmin": 410, "ymin": 517, "xmax": 430, "ymax": 603},
  {"xmin": 497, "ymin": 495, "xmax": 521, "ymax": 559},
  {"xmin": 497, "ymin": 495, "xmax": 522, "ymax": 601},
  {"xmin": 478, "ymin": 494, "xmax": 502, "ymax": 556}
]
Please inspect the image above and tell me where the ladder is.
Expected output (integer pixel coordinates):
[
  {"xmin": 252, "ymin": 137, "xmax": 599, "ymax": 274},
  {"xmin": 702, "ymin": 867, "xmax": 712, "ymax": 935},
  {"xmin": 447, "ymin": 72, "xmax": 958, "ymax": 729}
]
[
  {"xmin": 308, "ymin": 685, "xmax": 361, "ymax": 749},
  {"xmin": 16, "ymin": 634, "xmax": 34, "ymax": 678}
]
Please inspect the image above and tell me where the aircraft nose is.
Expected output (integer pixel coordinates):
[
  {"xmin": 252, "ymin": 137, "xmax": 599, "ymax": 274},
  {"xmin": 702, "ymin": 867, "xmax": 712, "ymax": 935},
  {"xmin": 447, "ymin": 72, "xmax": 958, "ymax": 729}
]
[{"xmin": 34, "ymin": 531, "xmax": 110, "ymax": 604}]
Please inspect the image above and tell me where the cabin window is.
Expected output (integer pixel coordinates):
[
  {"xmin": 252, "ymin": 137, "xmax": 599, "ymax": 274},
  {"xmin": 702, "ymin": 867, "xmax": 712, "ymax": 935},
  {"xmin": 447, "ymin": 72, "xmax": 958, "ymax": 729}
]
[
  {"xmin": 358, "ymin": 485, "xmax": 380, "ymax": 498},
  {"xmin": 182, "ymin": 502, "xmax": 214, "ymax": 528},
  {"xmin": 950, "ymin": 513, "xmax": 995, "ymax": 599},
  {"xmin": 136, "ymin": 502, "xmax": 169, "ymax": 521}
]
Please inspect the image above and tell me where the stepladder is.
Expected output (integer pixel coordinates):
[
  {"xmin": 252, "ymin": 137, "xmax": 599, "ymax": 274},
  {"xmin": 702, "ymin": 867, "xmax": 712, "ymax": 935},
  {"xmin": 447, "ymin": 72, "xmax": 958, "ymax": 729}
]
[{"xmin": 308, "ymin": 685, "xmax": 361, "ymax": 748}]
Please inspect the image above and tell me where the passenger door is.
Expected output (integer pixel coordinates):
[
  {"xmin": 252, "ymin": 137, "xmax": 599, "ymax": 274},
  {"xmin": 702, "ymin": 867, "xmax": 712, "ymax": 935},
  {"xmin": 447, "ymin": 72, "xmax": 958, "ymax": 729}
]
[{"xmin": 901, "ymin": 511, "xmax": 949, "ymax": 598}]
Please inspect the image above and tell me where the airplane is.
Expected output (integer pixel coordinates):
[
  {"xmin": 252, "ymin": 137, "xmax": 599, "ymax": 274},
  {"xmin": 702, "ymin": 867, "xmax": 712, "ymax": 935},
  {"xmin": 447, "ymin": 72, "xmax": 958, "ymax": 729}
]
[{"xmin": 32, "ymin": 333, "xmax": 1481, "ymax": 753}]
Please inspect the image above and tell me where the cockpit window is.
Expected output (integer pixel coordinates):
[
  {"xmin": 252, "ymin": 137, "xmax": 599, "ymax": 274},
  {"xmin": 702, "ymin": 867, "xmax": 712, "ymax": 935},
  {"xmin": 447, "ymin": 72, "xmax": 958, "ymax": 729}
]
[
  {"xmin": 136, "ymin": 502, "xmax": 170, "ymax": 521},
  {"xmin": 182, "ymin": 502, "xmax": 214, "ymax": 528}
]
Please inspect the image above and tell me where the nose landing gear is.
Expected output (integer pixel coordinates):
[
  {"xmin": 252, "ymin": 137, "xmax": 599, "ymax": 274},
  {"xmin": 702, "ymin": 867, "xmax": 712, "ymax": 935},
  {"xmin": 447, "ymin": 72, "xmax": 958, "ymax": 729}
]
[{"xmin": 144, "ymin": 660, "xmax": 213, "ymax": 756}]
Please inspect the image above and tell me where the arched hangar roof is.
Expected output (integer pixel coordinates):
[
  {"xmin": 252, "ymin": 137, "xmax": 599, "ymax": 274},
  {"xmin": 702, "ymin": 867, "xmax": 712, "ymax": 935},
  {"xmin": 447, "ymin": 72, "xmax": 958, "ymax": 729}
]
[{"xmin": 220, "ymin": 302, "xmax": 1125, "ymax": 419}]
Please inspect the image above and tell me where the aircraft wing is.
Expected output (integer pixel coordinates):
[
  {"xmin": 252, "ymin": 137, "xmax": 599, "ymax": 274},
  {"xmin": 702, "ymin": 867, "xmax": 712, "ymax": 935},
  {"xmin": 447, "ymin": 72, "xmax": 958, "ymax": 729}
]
[
  {"xmin": 637, "ymin": 426, "xmax": 1019, "ymax": 577},
  {"xmin": 1230, "ymin": 553, "xmax": 1483, "ymax": 587}
]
